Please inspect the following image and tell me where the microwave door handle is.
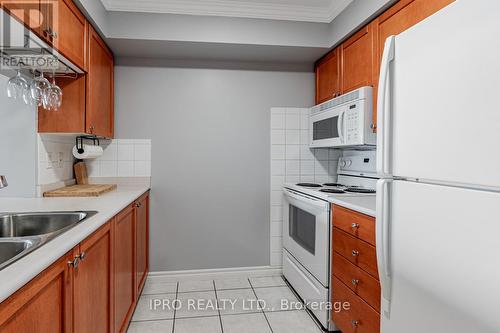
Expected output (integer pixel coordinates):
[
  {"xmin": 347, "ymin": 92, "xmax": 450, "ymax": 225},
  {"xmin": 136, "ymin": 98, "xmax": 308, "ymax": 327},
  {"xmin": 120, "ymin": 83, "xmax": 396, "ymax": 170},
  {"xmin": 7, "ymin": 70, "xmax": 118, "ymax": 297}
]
[
  {"xmin": 337, "ymin": 110, "xmax": 346, "ymax": 143},
  {"xmin": 376, "ymin": 179, "xmax": 392, "ymax": 318},
  {"xmin": 377, "ymin": 36, "xmax": 395, "ymax": 176}
]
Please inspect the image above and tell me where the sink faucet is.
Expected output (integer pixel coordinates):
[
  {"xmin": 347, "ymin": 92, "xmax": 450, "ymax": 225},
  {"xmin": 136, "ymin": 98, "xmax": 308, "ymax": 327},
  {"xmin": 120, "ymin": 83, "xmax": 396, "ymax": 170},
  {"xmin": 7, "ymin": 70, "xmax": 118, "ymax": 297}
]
[{"xmin": 0, "ymin": 176, "xmax": 8, "ymax": 189}]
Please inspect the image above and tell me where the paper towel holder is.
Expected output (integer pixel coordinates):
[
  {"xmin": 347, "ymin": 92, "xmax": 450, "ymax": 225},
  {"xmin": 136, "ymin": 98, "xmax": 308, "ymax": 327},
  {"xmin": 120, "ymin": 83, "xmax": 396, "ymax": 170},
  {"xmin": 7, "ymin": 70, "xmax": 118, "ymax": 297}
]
[{"xmin": 75, "ymin": 135, "xmax": 104, "ymax": 154}]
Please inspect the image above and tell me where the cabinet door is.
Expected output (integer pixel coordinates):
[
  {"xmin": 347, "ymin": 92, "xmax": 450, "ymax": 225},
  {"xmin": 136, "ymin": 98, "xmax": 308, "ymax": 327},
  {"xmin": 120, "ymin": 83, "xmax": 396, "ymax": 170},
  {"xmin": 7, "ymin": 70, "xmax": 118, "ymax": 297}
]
[
  {"xmin": 87, "ymin": 26, "xmax": 114, "ymax": 138},
  {"xmin": 46, "ymin": 0, "xmax": 87, "ymax": 70},
  {"xmin": 74, "ymin": 222, "xmax": 113, "ymax": 333},
  {"xmin": 114, "ymin": 205, "xmax": 135, "ymax": 333},
  {"xmin": 0, "ymin": 251, "xmax": 74, "ymax": 333},
  {"xmin": 372, "ymin": 0, "xmax": 454, "ymax": 129},
  {"xmin": 38, "ymin": 75, "xmax": 86, "ymax": 133},
  {"xmin": 0, "ymin": 0, "xmax": 42, "ymax": 33},
  {"xmin": 340, "ymin": 22, "xmax": 376, "ymax": 95},
  {"xmin": 315, "ymin": 48, "xmax": 341, "ymax": 104},
  {"xmin": 135, "ymin": 192, "xmax": 149, "ymax": 294}
]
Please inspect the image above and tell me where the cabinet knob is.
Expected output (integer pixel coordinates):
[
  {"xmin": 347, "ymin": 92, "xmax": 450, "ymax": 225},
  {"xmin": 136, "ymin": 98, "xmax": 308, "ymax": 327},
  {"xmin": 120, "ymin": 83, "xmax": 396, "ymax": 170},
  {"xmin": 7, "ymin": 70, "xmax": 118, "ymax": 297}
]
[
  {"xmin": 351, "ymin": 320, "xmax": 359, "ymax": 328},
  {"xmin": 351, "ymin": 278, "xmax": 359, "ymax": 286},
  {"xmin": 351, "ymin": 250, "xmax": 359, "ymax": 257},
  {"xmin": 89, "ymin": 125, "xmax": 95, "ymax": 133},
  {"xmin": 79, "ymin": 251, "xmax": 87, "ymax": 261},
  {"xmin": 351, "ymin": 223, "xmax": 359, "ymax": 230},
  {"xmin": 136, "ymin": 202, "xmax": 142, "ymax": 208},
  {"xmin": 67, "ymin": 256, "xmax": 80, "ymax": 270}
]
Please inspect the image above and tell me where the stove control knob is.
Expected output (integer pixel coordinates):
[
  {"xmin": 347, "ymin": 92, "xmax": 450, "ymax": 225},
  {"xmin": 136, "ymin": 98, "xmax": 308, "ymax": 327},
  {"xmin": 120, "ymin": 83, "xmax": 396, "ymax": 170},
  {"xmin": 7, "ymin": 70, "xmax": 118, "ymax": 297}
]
[
  {"xmin": 340, "ymin": 160, "xmax": 347, "ymax": 167},
  {"xmin": 346, "ymin": 159, "xmax": 352, "ymax": 167}
]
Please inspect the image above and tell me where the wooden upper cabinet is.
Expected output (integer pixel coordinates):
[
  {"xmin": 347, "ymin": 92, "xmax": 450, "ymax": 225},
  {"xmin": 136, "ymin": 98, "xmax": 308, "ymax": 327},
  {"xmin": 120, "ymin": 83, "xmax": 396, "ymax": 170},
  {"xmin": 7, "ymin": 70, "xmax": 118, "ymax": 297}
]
[
  {"xmin": 38, "ymin": 75, "xmax": 86, "ymax": 133},
  {"xmin": 73, "ymin": 222, "xmax": 113, "ymax": 333},
  {"xmin": 315, "ymin": 48, "xmax": 341, "ymax": 104},
  {"xmin": 0, "ymin": 0, "xmax": 43, "ymax": 33},
  {"xmin": 87, "ymin": 26, "xmax": 114, "ymax": 138},
  {"xmin": 114, "ymin": 205, "xmax": 135, "ymax": 333},
  {"xmin": 0, "ymin": 251, "xmax": 74, "ymax": 333},
  {"xmin": 40, "ymin": 0, "xmax": 88, "ymax": 70},
  {"xmin": 135, "ymin": 192, "xmax": 149, "ymax": 295},
  {"xmin": 340, "ymin": 22, "xmax": 376, "ymax": 95}
]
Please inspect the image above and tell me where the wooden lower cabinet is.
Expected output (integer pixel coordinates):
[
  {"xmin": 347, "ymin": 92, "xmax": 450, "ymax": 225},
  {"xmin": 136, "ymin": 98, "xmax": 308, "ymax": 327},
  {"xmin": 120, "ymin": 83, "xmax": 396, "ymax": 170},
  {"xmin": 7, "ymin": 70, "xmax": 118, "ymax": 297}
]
[
  {"xmin": 331, "ymin": 204, "xmax": 380, "ymax": 333},
  {"xmin": 73, "ymin": 222, "xmax": 113, "ymax": 333},
  {"xmin": 0, "ymin": 251, "xmax": 74, "ymax": 333},
  {"xmin": 0, "ymin": 193, "xmax": 150, "ymax": 333},
  {"xmin": 332, "ymin": 277, "xmax": 380, "ymax": 333},
  {"xmin": 333, "ymin": 228, "xmax": 378, "ymax": 279},
  {"xmin": 114, "ymin": 205, "xmax": 136, "ymax": 333},
  {"xmin": 135, "ymin": 192, "xmax": 149, "ymax": 294}
]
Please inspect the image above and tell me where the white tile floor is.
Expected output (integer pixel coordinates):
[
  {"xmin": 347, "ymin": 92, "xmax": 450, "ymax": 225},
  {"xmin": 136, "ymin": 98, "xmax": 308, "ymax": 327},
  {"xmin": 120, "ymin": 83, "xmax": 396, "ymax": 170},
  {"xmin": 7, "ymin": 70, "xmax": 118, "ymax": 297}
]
[{"xmin": 128, "ymin": 275, "xmax": 324, "ymax": 333}]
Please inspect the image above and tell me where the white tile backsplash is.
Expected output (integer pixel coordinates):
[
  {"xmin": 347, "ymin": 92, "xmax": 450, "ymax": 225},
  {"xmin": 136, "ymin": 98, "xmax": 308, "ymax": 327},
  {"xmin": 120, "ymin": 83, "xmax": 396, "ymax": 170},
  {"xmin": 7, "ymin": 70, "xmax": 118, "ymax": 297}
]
[
  {"xmin": 117, "ymin": 161, "xmax": 134, "ymax": 176},
  {"xmin": 285, "ymin": 113, "xmax": 300, "ymax": 129},
  {"xmin": 285, "ymin": 130, "xmax": 300, "ymax": 145},
  {"xmin": 86, "ymin": 139, "xmax": 151, "ymax": 177},
  {"xmin": 269, "ymin": 107, "xmax": 340, "ymax": 266},
  {"xmin": 36, "ymin": 136, "xmax": 152, "ymax": 193},
  {"xmin": 285, "ymin": 145, "xmax": 300, "ymax": 160},
  {"xmin": 117, "ymin": 143, "xmax": 134, "ymax": 161},
  {"xmin": 37, "ymin": 134, "xmax": 77, "ymax": 187}
]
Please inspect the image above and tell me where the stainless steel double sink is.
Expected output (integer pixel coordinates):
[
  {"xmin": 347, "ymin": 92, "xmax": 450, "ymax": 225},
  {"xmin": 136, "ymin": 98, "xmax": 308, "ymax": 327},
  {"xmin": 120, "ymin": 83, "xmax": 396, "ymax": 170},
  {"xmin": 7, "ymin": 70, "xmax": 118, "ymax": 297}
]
[{"xmin": 0, "ymin": 211, "xmax": 97, "ymax": 271}]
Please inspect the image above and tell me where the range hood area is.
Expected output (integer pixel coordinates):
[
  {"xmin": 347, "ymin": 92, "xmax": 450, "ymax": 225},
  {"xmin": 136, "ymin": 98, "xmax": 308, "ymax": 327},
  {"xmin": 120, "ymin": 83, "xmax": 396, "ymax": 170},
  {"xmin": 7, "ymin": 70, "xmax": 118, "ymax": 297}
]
[{"xmin": 0, "ymin": 8, "xmax": 83, "ymax": 75}]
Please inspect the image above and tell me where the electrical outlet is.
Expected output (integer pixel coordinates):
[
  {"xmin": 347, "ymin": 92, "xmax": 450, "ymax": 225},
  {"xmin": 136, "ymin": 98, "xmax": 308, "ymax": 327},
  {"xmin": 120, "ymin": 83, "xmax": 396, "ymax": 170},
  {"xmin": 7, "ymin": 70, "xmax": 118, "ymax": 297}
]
[
  {"xmin": 58, "ymin": 152, "xmax": 64, "ymax": 168},
  {"xmin": 47, "ymin": 152, "xmax": 53, "ymax": 169}
]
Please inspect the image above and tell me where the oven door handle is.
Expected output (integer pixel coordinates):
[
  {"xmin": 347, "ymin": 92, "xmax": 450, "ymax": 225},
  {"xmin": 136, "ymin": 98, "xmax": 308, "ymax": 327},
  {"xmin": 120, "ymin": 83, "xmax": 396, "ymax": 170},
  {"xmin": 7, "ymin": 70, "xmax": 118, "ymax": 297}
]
[{"xmin": 283, "ymin": 189, "xmax": 328, "ymax": 209}]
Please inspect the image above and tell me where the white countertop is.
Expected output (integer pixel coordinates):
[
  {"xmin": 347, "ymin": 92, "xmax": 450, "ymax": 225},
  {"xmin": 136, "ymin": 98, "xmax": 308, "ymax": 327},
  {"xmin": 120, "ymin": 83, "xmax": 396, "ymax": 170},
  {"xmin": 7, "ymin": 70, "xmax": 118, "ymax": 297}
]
[
  {"xmin": 327, "ymin": 195, "xmax": 376, "ymax": 217},
  {"xmin": 0, "ymin": 185, "xmax": 150, "ymax": 303},
  {"xmin": 284, "ymin": 183, "xmax": 376, "ymax": 217}
]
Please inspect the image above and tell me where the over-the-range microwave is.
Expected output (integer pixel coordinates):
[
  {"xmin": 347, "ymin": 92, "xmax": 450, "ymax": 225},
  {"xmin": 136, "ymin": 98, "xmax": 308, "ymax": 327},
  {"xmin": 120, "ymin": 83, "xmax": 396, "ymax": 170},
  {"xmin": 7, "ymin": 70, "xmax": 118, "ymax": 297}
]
[{"xmin": 309, "ymin": 86, "xmax": 376, "ymax": 148}]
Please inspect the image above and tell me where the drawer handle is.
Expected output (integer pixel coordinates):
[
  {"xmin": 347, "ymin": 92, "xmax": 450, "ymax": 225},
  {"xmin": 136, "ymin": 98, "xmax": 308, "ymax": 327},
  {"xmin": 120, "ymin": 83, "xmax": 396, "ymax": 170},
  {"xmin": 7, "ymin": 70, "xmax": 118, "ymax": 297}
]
[
  {"xmin": 351, "ymin": 222, "xmax": 360, "ymax": 229},
  {"xmin": 351, "ymin": 279, "xmax": 359, "ymax": 286},
  {"xmin": 352, "ymin": 250, "xmax": 359, "ymax": 257},
  {"xmin": 351, "ymin": 320, "xmax": 359, "ymax": 328}
]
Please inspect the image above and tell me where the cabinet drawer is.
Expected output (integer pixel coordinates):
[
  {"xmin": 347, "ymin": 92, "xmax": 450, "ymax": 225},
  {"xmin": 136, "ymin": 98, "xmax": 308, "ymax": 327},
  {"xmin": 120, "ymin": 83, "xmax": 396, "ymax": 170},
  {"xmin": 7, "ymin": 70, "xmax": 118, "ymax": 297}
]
[
  {"xmin": 333, "ymin": 252, "xmax": 380, "ymax": 312},
  {"xmin": 333, "ymin": 228, "xmax": 378, "ymax": 278},
  {"xmin": 332, "ymin": 277, "xmax": 380, "ymax": 333},
  {"xmin": 333, "ymin": 205, "xmax": 375, "ymax": 246}
]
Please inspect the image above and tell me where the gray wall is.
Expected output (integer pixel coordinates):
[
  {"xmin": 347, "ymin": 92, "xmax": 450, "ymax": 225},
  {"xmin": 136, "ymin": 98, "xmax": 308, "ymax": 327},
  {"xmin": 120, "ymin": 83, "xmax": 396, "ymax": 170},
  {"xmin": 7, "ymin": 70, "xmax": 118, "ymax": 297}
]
[
  {"xmin": 0, "ymin": 73, "xmax": 37, "ymax": 197},
  {"xmin": 114, "ymin": 62, "xmax": 314, "ymax": 271}
]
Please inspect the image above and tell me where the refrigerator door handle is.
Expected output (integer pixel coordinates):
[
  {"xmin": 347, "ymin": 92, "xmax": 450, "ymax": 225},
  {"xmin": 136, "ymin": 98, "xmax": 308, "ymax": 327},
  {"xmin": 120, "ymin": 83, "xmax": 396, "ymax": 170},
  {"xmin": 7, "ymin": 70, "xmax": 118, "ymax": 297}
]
[
  {"xmin": 376, "ymin": 178, "xmax": 392, "ymax": 318},
  {"xmin": 376, "ymin": 36, "xmax": 396, "ymax": 176}
]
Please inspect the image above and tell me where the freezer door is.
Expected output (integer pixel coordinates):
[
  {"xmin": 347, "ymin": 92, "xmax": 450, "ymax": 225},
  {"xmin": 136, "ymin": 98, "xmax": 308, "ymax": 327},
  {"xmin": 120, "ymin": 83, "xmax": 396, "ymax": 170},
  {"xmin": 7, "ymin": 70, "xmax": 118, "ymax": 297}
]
[
  {"xmin": 377, "ymin": 0, "xmax": 500, "ymax": 188},
  {"xmin": 379, "ymin": 179, "xmax": 500, "ymax": 333}
]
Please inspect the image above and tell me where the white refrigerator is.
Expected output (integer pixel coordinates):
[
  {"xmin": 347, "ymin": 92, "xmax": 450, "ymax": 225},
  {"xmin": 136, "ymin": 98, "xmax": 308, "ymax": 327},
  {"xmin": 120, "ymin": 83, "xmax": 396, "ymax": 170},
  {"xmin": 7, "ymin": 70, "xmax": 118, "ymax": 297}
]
[{"xmin": 376, "ymin": 0, "xmax": 500, "ymax": 332}]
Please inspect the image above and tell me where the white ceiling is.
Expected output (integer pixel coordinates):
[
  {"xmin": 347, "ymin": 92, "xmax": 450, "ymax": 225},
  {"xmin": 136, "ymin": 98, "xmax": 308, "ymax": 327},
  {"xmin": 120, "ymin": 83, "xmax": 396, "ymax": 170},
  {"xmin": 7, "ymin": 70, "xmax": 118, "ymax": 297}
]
[{"xmin": 99, "ymin": 0, "xmax": 354, "ymax": 23}]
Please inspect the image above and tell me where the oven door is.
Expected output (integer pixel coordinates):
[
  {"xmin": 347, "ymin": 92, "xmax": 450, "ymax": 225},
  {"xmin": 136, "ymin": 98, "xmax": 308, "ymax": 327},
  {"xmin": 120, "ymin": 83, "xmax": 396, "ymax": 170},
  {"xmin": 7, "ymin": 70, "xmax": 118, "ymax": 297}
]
[
  {"xmin": 282, "ymin": 188, "xmax": 330, "ymax": 286},
  {"xmin": 309, "ymin": 104, "xmax": 348, "ymax": 148}
]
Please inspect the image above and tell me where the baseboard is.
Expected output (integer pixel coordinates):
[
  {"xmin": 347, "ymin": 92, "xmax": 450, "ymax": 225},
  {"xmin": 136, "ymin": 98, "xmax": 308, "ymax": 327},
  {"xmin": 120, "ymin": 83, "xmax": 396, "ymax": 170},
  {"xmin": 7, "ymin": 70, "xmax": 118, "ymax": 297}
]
[{"xmin": 147, "ymin": 265, "xmax": 283, "ymax": 282}]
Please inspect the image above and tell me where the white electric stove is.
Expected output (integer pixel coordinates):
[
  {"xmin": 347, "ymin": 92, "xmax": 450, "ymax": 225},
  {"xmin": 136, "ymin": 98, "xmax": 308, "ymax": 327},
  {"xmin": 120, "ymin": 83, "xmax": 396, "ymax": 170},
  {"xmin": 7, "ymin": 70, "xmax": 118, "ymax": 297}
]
[{"xmin": 282, "ymin": 151, "xmax": 376, "ymax": 331}]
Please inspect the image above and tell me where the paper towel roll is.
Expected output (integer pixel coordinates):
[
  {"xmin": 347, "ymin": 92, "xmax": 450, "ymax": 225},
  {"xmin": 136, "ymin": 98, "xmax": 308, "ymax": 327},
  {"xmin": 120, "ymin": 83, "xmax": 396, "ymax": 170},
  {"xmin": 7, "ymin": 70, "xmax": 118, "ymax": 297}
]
[{"xmin": 72, "ymin": 144, "xmax": 103, "ymax": 159}]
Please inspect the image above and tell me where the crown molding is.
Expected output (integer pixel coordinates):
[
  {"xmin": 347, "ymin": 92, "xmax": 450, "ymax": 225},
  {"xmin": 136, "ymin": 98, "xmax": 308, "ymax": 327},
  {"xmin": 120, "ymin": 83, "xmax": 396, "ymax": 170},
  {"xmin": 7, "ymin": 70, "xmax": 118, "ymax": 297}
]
[{"xmin": 99, "ymin": 0, "xmax": 353, "ymax": 23}]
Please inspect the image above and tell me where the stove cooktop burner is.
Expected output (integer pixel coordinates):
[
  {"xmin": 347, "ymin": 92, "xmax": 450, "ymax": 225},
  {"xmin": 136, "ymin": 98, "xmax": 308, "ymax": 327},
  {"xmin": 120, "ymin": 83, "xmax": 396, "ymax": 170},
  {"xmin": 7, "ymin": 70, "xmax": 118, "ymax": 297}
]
[
  {"xmin": 296, "ymin": 183, "xmax": 322, "ymax": 188},
  {"xmin": 319, "ymin": 189, "xmax": 345, "ymax": 194},
  {"xmin": 345, "ymin": 188, "xmax": 376, "ymax": 194}
]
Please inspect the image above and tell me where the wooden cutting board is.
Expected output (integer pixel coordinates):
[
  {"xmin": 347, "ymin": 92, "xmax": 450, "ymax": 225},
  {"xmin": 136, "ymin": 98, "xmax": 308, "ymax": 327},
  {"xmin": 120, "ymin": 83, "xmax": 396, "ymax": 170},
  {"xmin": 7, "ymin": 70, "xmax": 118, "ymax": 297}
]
[{"xmin": 44, "ymin": 184, "xmax": 117, "ymax": 197}]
